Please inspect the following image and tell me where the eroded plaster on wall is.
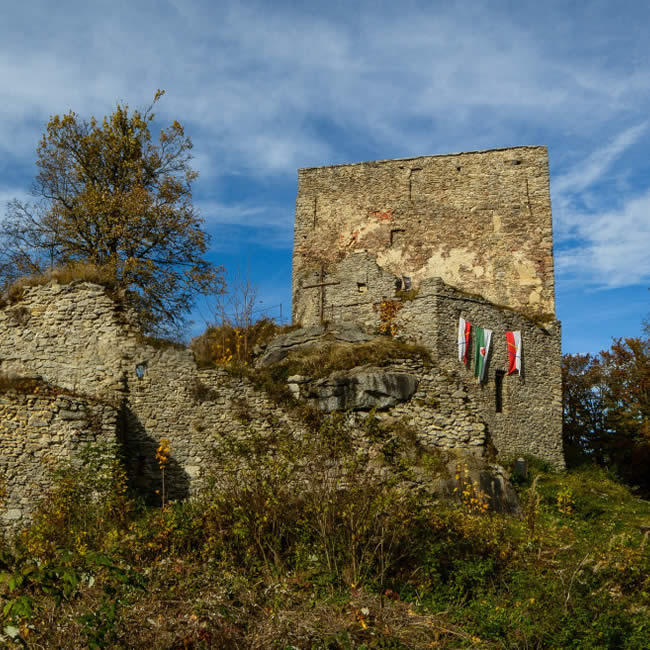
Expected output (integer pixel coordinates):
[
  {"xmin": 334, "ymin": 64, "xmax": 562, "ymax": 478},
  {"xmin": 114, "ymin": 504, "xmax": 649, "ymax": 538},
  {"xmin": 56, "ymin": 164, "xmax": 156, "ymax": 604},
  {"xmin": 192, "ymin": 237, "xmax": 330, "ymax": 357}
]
[{"xmin": 292, "ymin": 146, "xmax": 555, "ymax": 323}]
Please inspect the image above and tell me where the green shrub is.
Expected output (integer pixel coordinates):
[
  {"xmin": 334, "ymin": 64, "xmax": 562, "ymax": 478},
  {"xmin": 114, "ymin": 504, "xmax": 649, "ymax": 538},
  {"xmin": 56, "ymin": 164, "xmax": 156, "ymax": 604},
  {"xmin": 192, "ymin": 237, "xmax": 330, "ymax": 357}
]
[{"xmin": 2, "ymin": 426, "xmax": 649, "ymax": 648}]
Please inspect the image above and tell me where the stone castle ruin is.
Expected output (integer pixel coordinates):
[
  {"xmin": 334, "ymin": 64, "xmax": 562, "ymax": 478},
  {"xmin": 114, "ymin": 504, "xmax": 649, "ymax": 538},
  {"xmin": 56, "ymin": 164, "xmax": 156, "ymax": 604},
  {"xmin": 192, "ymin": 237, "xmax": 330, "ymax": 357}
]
[
  {"xmin": 292, "ymin": 146, "xmax": 555, "ymax": 323},
  {"xmin": 0, "ymin": 146, "xmax": 564, "ymax": 527},
  {"xmin": 291, "ymin": 145, "xmax": 563, "ymax": 471}
]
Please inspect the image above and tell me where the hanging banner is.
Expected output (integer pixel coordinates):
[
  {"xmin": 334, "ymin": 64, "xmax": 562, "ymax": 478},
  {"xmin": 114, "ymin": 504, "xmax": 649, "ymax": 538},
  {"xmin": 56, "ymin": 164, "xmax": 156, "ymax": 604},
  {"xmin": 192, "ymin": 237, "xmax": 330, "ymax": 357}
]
[
  {"xmin": 473, "ymin": 326, "xmax": 493, "ymax": 383},
  {"xmin": 506, "ymin": 330, "xmax": 522, "ymax": 375},
  {"xmin": 458, "ymin": 317, "xmax": 471, "ymax": 365}
]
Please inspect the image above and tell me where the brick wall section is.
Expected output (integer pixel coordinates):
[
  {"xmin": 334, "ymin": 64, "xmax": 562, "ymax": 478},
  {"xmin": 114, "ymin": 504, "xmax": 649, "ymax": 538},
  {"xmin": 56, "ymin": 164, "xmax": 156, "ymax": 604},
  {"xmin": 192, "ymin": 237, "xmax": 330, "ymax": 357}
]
[
  {"xmin": 293, "ymin": 146, "xmax": 555, "ymax": 325},
  {"xmin": 0, "ymin": 389, "xmax": 118, "ymax": 527}
]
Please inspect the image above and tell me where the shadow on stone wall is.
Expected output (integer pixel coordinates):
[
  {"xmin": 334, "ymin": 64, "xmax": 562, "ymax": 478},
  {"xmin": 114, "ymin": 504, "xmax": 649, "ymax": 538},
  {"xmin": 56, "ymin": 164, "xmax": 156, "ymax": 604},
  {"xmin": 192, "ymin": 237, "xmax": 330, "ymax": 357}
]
[{"xmin": 118, "ymin": 407, "xmax": 190, "ymax": 505}]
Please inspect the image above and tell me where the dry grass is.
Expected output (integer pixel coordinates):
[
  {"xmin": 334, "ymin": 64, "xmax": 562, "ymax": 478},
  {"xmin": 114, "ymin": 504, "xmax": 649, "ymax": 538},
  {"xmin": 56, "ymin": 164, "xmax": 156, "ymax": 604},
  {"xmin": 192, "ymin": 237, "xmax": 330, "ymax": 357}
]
[
  {"xmin": 192, "ymin": 319, "xmax": 299, "ymax": 368},
  {"xmin": 281, "ymin": 336, "xmax": 431, "ymax": 380},
  {"xmin": 0, "ymin": 262, "xmax": 118, "ymax": 308}
]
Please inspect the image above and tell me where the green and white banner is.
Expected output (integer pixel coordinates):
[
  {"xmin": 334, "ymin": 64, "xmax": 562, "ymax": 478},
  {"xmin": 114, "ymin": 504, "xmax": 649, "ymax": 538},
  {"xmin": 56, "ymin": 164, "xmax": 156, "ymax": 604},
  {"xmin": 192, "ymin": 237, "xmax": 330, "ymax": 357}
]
[{"xmin": 473, "ymin": 326, "xmax": 493, "ymax": 383}]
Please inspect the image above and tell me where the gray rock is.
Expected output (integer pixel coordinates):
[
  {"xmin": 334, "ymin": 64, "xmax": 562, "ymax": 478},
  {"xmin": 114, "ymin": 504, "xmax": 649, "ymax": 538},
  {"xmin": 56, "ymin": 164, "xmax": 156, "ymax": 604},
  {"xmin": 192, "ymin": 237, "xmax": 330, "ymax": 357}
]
[
  {"xmin": 430, "ymin": 455, "xmax": 521, "ymax": 515},
  {"xmin": 328, "ymin": 321, "xmax": 375, "ymax": 343},
  {"xmin": 304, "ymin": 366, "xmax": 418, "ymax": 412},
  {"xmin": 2, "ymin": 509, "xmax": 22, "ymax": 521},
  {"xmin": 287, "ymin": 375, "xmax": 311, "ymax": 384},
  {"xmin": 58, "ymin": 409, "xmax": 87, "ymax": 420},
  {"xmin": 258, "ymin": 323, "xmax": 373, "ymax": 366}
]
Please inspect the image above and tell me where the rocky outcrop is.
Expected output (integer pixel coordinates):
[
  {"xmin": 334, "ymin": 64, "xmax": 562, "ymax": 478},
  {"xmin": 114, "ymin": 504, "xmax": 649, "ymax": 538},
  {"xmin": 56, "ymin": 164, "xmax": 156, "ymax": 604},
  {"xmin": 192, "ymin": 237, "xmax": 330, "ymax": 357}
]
[
  {"xmin": 257, "ymin": 322, "xmax": 373, "ymax": 366},
  {"xmin": 407, "ymin": 452, "xmax": 521, "ymax": 515},
  {"xmin": 292, "ymin": 366, "xmax": 418, "ymax": 412}
]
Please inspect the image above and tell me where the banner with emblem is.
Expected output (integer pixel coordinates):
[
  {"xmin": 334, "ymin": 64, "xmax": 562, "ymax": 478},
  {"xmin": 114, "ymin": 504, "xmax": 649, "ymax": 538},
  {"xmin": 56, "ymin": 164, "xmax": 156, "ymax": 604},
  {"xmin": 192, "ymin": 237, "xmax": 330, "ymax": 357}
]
[
  {"xmin": 473, "ymin": 326, "xmax": 492, "ymax": 383},
  {"xmin": 458, "ymin": 317, "xmax": 471, "ymax": 365}
]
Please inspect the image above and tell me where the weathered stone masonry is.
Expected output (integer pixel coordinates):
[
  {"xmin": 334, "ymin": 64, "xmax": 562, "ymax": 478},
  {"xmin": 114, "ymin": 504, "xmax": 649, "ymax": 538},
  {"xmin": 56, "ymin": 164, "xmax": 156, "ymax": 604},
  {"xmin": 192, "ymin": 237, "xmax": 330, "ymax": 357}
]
[
  {"xmin": 291, "ymin": 147, "xmax": 564, "ymax": 470},
  {"xmin": 293, "ymin": 146, "xmax": 555, "ymax": 325},
  {"xmin": 0, "ymin": 280, "xmax": 548, "ymax": 526},
  {"xmin": 0, "ymin": 388, "xmax": 118, "ymax": 523},
  {"xmin": 1, "ymin": 146, "xmax": 566, "ymax": 526},
  {"xmin": 0, "ymin": 282, "xmax": 311, "ymax": 525}
]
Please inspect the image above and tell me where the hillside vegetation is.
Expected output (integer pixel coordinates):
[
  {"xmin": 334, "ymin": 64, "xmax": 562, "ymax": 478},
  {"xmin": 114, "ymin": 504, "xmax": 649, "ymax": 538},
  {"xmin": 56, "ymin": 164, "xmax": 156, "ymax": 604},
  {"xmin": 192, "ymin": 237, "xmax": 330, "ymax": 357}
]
[{"xmin": 1, "ymin": 423, "xmax": 648, "ymax": 649}]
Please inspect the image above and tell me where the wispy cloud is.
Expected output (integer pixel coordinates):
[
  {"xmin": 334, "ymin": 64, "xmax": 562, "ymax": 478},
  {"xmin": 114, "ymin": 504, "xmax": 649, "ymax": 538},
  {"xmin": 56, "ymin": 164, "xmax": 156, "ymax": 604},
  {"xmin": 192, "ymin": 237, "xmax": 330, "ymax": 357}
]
[
  {"xmin": 2, "ymin": 1, "xmax": 650, "ymax": 298},
  {"xmin": 3, "ymin": 0, "xmax": 650, "ymax": 181},
  {"xmin": 0, "ymin": 187, "xmax": 31, "ymax": 210},
  {"xmin": 2, "ymin": 0, "xmax": 650, "ymax": 353},
  {"xmin": 196, "ymin": 199, "xmax": 291, "ymax": 230},
  {"xmin": 556, "ymin": 189, "xmax": 650, "ymax": 288},
  {"xmin": 553, "ymin": 122, "xmax": 648, "ymax": 197},
  {"xmin": 553, "ymin": 123, "xmax": 650, "ymax": 289}
]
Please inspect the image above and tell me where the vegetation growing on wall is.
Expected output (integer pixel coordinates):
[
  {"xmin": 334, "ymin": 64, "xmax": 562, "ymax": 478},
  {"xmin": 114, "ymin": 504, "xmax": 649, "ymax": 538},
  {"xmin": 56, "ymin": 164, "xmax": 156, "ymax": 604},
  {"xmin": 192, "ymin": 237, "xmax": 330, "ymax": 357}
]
[
  {"xmin": 0, "ymin": 91, "xmax": 222, "ymax": 335},
  {"xmin": 192, "ymin": 318, "xmax": 283, "ymax": 367},
  {"xmin": 0, "ymin": 262, "xmax": 121, "ymax": 311},
  {"xmin": 275, "ymin": 337, "xmax": 431, "ymax": 380}
]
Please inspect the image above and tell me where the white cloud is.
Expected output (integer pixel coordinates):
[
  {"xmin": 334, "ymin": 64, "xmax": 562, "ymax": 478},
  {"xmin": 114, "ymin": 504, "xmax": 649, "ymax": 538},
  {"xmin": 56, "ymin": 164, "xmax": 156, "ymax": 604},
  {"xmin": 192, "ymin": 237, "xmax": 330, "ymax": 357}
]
[
  {"xmin": 556, "ymin": 188, "xmax": 650, "ymax": 289},
  {"xmin": 3, "ymin": 0, "xmax": 650, "ymax": 261},
  {"xmin": 553, "ymin": 122, "xmax": 648, "ymax": 197},
  {"xmin": 195, "ymin": 199, "xmax": 293, "ymax": 253},
  {"xmin": 3, "ymin": 0, "xmax": 650, "ymax": 182},
  {"xmin": 0, "ymin": 188, "xmax": 32, "ymax": 210},
  {"xmin": 552, "ymin": 123, "xmax": 650, "ymax": 288},
  {"xmin": 196, "ymin": 199, "xmax": 290, "ymax": 229}
]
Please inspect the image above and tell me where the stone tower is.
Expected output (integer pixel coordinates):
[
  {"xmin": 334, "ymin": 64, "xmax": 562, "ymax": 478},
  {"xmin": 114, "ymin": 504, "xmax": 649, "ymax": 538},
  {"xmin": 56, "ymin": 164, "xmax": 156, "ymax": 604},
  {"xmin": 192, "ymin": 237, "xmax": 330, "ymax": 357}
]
[
  {"xmin": 292, "ymin": 146, "xmax": 555, "ymax": 326},
  {"xmin": 290, "ymin": 146, "xmax": 564, "ymax": 469}
]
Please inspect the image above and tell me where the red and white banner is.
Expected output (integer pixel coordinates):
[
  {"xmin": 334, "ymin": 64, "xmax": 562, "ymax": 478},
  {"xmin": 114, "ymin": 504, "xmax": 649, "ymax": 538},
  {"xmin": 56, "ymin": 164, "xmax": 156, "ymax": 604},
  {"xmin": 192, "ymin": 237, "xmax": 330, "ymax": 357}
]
[
  {"xmin": 506, "ymin": 331, "xmax": 522, "ymax": 375},
  {"xmin": 458, "ymin": 317, "xmax": 471, "ymax": 365}
]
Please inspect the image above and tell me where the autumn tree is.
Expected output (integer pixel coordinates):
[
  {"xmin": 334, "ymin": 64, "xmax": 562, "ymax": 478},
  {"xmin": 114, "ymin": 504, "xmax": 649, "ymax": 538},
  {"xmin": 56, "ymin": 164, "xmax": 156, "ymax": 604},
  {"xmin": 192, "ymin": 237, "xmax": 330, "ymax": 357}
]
[
  {"xmin": 562, "ymin": 353, "xmax": 609, "ymax": 465},
  {"xmin": 0, "ymin": 91, "xmax": 221, "ymax": 334},
  {"xmin": 563, "ymin": 331, "xmax": 650, "ymax": 495}
]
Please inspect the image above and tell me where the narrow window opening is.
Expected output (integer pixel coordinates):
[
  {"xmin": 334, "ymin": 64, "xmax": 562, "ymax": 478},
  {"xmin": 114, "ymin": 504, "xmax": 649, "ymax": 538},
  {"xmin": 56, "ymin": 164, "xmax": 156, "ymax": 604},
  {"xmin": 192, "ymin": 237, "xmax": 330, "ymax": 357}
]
[
  {"xmin": 357, "ymin": 282, "xmax": 367, "ymax": 293},
  {"xmin": 495, "ymin": 370, "xmax": 505, "ymax": 413},
  {"xmin": 390, "ymin": 229, "xmax": 406, "ymax": 246},
  {"xmin": 402, "ymin": 276, "xmax": 412, "ymax": 291},
  {"xmin": 394, "ymin": 278, "xmax": 403, "ymax": 291},
  {"xmin": 136, "ymin": 363, "xmax": 147, "ymax": 379}
]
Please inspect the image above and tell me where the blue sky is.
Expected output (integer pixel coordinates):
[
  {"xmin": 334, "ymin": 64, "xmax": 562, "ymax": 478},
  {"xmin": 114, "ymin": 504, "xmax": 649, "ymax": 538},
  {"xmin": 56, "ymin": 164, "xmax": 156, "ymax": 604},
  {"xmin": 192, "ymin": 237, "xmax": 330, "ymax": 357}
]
[{"xmin": 1, "ymin": 0, "xmax": 648, "ymax": 353}]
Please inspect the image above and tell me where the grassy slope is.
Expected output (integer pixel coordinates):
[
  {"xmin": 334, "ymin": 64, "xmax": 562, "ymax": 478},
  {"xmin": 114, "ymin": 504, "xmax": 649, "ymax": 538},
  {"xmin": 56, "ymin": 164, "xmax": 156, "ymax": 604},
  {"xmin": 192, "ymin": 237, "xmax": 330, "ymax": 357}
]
[{"xmin": 1, "ymin": 447, "xmax": 649, "ymax": 649}]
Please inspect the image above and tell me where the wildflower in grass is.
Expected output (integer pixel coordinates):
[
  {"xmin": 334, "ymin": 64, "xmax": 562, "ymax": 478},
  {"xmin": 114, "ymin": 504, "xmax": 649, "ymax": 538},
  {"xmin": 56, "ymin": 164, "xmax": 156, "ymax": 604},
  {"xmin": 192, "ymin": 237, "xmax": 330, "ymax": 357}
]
[{"xmin": 156, "ymin": 438, "xmax": 171, "ymax": 507}]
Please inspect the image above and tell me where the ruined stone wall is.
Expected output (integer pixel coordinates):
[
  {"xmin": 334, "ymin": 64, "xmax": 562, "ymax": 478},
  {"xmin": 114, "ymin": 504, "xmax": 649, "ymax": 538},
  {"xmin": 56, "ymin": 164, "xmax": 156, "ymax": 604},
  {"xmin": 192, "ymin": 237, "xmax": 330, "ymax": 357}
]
[
  {"xmin": 0, "ymin": 387, "xmax": 118, "ymax": 527},
  {"xmin": 285, "ymin": 264, "xmax": 563, "ymax": 469},
  {"xmin": 122, "ymin": 362, "xmax": 309, "ymax": 502},
  {"xmin": 427, "ymin": 282, "xmax": 563, "ymax": 468},
  {"xmin": 350, "ymin": 359, "xmax": 487, "ymax": 453},
  {"xmin": 0, "ymin": 282, "xmax": 139, "ymax": 398},
  {"xmin": 0, "ymin": 282, "xmax": 310, "ymax": 507},
  {"xmin": 0, "ymin": 280, "xmax": 562, "ymax": 526},
  {"xmin": 293, "ymin": 146, "xmax": 555, "ymax": 325},
  {"xmin": 377, "ymin": 279, "xmax": 563, "ymax": 468}
]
